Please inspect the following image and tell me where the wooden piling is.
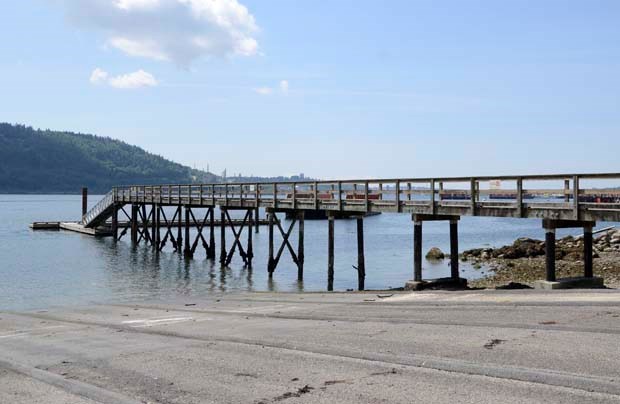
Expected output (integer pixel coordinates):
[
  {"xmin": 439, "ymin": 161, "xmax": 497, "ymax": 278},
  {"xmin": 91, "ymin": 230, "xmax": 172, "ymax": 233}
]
[
  {"xmin": 297, "ymin": 211, "xmax": 305, "ymax": 281},
  {"xmin": 184, "ymin": 206, "xmax": 192, "ymax": 258},
  {"xmin": 81, "ymin": 187, "xmax": 88, "ymax": 219},
  {"xmin": 247, "ymin": 209, "xmax": 254, "ymax": 269},
  {"xmin": 177, "ymin": 205, "xmax": 183, "ymax": 253},
  {"xmin": 268, "ymin": 211, "xmax": 275, "ymax": 276},
  {"xmin": 220, "ymin": 209, "xmax": 226, "ymax": 266},
  {"xmin": 111, "ymin": 204, "xmax": 118, "ymax": 242},
  {"xmin": 208, "ymin": 207, "xmax": 216, "ymax": 259},
  {"xmin": 155, "ymin": 205, "xmax": 161, "ymax": 249},
  {"xmin": 413, "ymin": 218, "xmax": 422, "ymax": 282},
  {"xmin": 584, "ymin": 224, "xmax": 593, "ymax": 278},
  {"xmin": 151, "ymin": 204, "xmax": 157, "ymax": 249},
  {"xmin": 450, "ymin": 219, "xmax": 459, "ymax": 280},
  {"xmin": 545, "ymin": 227, "xmax": 556, "ymax": 282},
  {"xmin": 356, "ymin": 217, "xmax": 365, "ymax": 291},
  {"xmin": 328, "ymin": 214, "xmax": 335, "ymax": 291},
  {"xmin": 131, "ymin": 204, "xmax": 138, "ymax": 245},
  {"xmin": 255, "ymin": 208, "xmax": 260, "ymax": 234}
]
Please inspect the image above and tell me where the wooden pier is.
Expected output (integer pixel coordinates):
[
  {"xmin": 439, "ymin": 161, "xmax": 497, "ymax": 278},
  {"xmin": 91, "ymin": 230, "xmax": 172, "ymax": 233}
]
[{"xmin": 36, "ymin": 173, "xmax": 620, "ymax": 290}]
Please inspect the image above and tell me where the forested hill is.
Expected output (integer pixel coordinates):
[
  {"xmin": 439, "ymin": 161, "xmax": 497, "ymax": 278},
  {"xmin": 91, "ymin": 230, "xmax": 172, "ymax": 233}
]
[{"xmin": 0, "ymin": 123, "xmax": 217, "ymax": 194}]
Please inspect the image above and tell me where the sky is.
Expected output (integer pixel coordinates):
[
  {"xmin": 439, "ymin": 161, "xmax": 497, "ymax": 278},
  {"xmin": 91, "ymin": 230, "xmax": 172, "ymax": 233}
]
[{"xmin": 1, "ymin": 0, "xmax": 619, "ymax": 180}]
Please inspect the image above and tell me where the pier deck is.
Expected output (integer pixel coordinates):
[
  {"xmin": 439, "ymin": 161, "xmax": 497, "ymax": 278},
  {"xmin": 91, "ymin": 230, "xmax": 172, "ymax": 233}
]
[{"xmin": 2, "ymin": 290, "xmax": 620, "ymax": 403}]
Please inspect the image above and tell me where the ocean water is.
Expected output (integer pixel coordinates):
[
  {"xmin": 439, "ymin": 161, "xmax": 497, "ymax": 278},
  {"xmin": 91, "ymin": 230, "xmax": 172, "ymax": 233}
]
[{"xmin": 0, "ymin": 194, "xmax": 613, "ymax": 311}]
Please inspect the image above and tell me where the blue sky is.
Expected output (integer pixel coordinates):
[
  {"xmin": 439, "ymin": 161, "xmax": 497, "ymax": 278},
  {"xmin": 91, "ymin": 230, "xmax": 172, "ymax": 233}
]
[{"xmin": 1, "ymin": 0, "xmax": 619, "ymax": 179}]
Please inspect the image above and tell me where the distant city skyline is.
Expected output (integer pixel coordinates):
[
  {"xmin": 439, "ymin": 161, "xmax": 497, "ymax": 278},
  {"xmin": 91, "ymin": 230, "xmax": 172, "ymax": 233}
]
[{"xmin": 1, "ymin": 1, "xmax": 619, "ymax": 179}]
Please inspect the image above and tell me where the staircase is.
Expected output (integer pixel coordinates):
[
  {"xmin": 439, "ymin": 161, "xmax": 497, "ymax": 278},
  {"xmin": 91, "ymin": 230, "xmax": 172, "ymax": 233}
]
[{"xmin": 82, "ymin": 190, "xmax": 115, "ymax": 228}]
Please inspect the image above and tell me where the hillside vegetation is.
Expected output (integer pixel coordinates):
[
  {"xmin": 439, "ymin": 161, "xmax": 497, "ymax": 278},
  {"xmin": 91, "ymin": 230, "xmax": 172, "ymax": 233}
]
[{"xmin": 0, "ymin": 123, "xmax": 216, "ymax": 193}]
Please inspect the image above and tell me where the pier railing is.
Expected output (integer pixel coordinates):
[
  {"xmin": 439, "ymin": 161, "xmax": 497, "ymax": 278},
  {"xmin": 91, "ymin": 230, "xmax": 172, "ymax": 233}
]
[{"xmin": 106, "ymin": 173, "xmax": 620, "ymax": 224}]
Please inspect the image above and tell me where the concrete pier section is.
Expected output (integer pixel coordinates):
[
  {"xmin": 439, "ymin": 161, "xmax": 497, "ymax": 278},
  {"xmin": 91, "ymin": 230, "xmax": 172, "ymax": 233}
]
[{"xmin": 3, "ymin": 290, "xmax": 620, "ymax": 403}]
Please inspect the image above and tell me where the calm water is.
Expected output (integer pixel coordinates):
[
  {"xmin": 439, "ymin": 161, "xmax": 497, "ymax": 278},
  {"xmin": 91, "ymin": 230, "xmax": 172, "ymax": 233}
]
[{"xmin": 0, "ymin": 195, "xmax": 613, "ymax": 311}]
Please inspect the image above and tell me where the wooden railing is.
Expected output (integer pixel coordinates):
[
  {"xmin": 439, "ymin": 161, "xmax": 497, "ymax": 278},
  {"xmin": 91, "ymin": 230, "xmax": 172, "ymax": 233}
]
[{"xmin": 103, "ymin": 173, "xmax": 620, "ymax": 223}]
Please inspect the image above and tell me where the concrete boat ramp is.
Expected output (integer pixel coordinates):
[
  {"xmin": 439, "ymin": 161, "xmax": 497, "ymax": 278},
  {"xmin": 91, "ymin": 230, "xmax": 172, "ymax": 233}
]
[{"xmin": 2, "ymin": 290, "xmax": 620, "ymax": 403}]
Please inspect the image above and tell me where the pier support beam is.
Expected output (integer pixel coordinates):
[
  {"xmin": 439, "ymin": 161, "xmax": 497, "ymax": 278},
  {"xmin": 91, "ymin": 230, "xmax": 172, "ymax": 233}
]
[
  {"xmin": 413, "ymin": 219, "xmax": 422, "ymax": 282},
  {"xmin": 545, "ymin": 226, "xmax": 556, "ymax": 282},
  {"xmin": 268, "ymin": 211, "xmax": 275, "ymax": 276},
  {"xmin": 265, "ymin": 209, "xmax": 304, "ymax": 279},
  {"xmin": 151, "ymin": 204, "xmax": 157, "ymax": 249},
  {"xmin": 208, "ymin": 208, "xmax": 216, "ymax": 260},
  {"xmin": 584, "ymin": 224, "xmax": 593, "ymax": 278},
  {"xmin": 328, "ymin": 213, "xmax": 335, "ymax": 291},
  {"xmin": 184, "ymin": 206, "xmax": 192, "ymax": 259},
  {"xmin": 535, "ymin": 219, "xmax": 601, "ymax": 289},
  {"xmin": 219, "ymin": 208, "xmax": 254, "ymax": 267},
  {"xmin": 356, "ymin": 217, "xmax": 365, "ymax": 291},
  {"xmin": 177, "ymin": 205, "xmax": 183, "ymax": 253},
  {"xmin": 406, "ymin": 214, "xmax": 463, "ymax": 290},
  {"xmin": 298, "ymin": 211, "xmax": 305, "ymax": 281},
  {"xmin": 450, "ymin": 219, "xmax": 459, "ymax": 280},
  {"xmin": 255, "ymin": 208, "xmax": 260, "ymax": 234},
  {"xmin": 81, "ymin": 187, "xmax": 88, "ymax": 219},
  {"xmin": 111, "ymin": 204, "xmax": 118, "ymax": 242},
  {"xmin": 220, "ymin": 209, "xmax": 227, "ymax": 266},
  {"xmin": 130, "ymin": 204, "xmax": 139, "ymax": 245}
]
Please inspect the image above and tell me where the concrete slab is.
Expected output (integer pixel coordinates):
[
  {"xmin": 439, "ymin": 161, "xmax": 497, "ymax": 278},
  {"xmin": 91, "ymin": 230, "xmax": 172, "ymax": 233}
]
[
  {"xmin": 2, "ymin": 290, "xmax": 620, "ymax": 403},
  {"xmin": 533, "ymin": 277, "xmax": 606, "ymax": 290}
]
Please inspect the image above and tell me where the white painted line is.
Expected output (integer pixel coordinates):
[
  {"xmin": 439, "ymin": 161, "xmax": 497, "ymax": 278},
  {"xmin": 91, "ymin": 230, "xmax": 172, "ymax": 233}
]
[
  {"xmin": 0, "ymin": 325, "xmax": 66, "ymax": 339},
  {"xmin": 122, "ymin": 317, "xmax": 195, "ymax": 327}
]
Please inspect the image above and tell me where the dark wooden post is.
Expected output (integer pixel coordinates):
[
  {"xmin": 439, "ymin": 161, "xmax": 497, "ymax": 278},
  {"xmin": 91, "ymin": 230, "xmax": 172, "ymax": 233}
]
[
  {"xmin": 267, "ymin": 210, "xmax": 275, "ymax": 276},
  {"xmin": 450, "ymin": 218, "xmax": 459, "ymax": 280},
  {"xmin": 584, "ymin": 224, "xmax": 593, "ymax": 278},
  {"xmin": 81, "ymin": 187, "xmax": 88, "ymax": 219},
  {"xmin": 413, "ymin": 217, "xmax": 423, "ymax": 282},
  {"xmin": 328, "ymin": 214, "xmax": 335, "ymax": 291},
  {"xmin": 297, "ymin": 211, "xmax": 305, "ymax": 281},
  {"xmin": 247, "ymin": 209, "xmax": 254, "ymax": 269},
  {"xmin": 220, "ymin": 209, "xmax": 227, "ymax": 266},
  {"xmin": 111, "ymin": 204, "xmax": 118, "ymax": 242},
  {"xmin": 130, "ymin": 204, "xmax": 139, "ymax": 245},
  {"xmin": 184, "ymin": 206, "xmax": 192, "ymax": 258},
  {"xmin": 177, "ymin": 205, "xmax": 183, "ymax": 253},
  {"xmin": 255, "ymin": 208, "xmax": 260, "ymax": 233},
  {"xmin": 545, "ymin": 225, "xmax": 556, "ymax": 282},
  {"xmin": 155, "ymin": 205, "xmax": 161, "ymax": 250},
  {"xmin": 208, "ymin": 207, "xmax": 216, "ymax": 259},
  {"xmin": 356, "ymin": 217, "xmax": 365, "ymax": 291},
  {"xmin": 151, "ymin": 204, "xmax": 157, "ymax": 249}
]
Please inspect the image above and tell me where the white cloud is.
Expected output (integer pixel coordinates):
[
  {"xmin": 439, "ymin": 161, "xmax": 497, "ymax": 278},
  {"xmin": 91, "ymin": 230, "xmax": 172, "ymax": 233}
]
[
  {"xmin": 89, "ymin": 68, "xmax": 158, "ymax": 89},
  {"xmin": 254, "ymin": 87, "xmax": 273, "ymax": 95},
  {"xmin": 60, "ymin": 0, "xmax": 259, "ymax": 66},
  {"xmin": 89, "ymin": 67, "xmax": 109, "ymax": 84},
  {"xmin": 279, "ymin": 80, "xmax": 289, "ymax": 95},
  {"xmin": 254, "ymin": 80, "xmax": 289, "ymax": 96},
  {"xmin": 115, "ymin": 0, "xmax": 161, "ymax": 11}
]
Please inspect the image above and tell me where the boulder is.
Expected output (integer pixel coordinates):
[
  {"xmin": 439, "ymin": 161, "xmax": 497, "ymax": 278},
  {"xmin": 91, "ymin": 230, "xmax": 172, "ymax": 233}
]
[{"xmin": 426, "ymin": 247, "xmax": 445, "ymax": 260}]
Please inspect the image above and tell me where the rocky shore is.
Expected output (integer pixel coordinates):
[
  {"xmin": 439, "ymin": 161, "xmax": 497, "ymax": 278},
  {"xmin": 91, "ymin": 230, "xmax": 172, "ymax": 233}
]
[{"xmin": 461, "ymin": 228, "xmax": 620, "ymax": 288}]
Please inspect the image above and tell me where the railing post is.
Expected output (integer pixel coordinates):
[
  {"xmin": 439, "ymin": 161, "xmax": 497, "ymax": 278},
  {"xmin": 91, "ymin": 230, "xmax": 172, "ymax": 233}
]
[
  {"xmin": 292, "ymin": 182, "xmax": 297, "ymax": 210},
  {"xmin": 337, "ymin": 181, "xmax": 342, "ymax": 211},
  {"xmin": 430, "ymin": 179, "xmax": 435, "ymax": 215},
  {"xmin": 470, "ymin": 178, "xmax": 477, "ymax": 216},
  {"xmin": 273, "ymin": 183, "xmax": 277, "ymax": 209},
  {"xmin": 516, "ymin": 177, "xmax": 524, "ymax": 218},
  {"xmin": 313, "ymin": 182, "xmax": 318, "ymax": 210},
  {"xmin": 395, "ymin": 180, "xmax": 401, "ymax": 213},
  {"xmin": 364, "ymin": 181, "xmax": 369, "ymax": 213},
  {"xmin": 573, "ymin": 175, "xmax": 580, "ymax": 220}
]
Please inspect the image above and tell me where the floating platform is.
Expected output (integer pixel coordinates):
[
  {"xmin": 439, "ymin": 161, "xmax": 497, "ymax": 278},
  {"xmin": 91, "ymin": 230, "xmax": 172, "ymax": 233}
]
[{"xmin": 31, "ymin": 219, "xmax": 270, "ymax": 237}]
